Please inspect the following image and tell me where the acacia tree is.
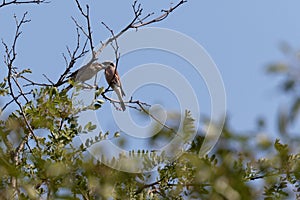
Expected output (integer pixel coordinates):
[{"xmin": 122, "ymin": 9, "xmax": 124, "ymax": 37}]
[{"xmin": 1, "ymin": 1, "xmax": 300, "ymax": 200}]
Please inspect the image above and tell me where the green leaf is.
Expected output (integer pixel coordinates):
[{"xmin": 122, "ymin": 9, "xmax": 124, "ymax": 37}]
[
  {"xmin": 114, "ymin": 131, "xmax": 120, "ymax": 138},
  {"xmin": 182, "ymin": 110, "xmax": 195, "ymax": 141},
  {"xmin": 0, "ymin": 88, "xmax": 8, "ymax": 96},
  {"xmin": 282, "ymin": 79, "xmax": 295, "ymax": 91},
  {"xmin": 89, "ymin": 124, "xmax": 97, "ymax": 131},
  {"xmin": 94, "ymin": 103, "xmax": 102, "ymax": 110},
  {"xmin": 78, "ymin": 125, "xmax": 82, "ymax": 133},
  {"xmin": 266, "ymin": 63, "xmax": 288, "ymax": 74},
  {"xmin": 46, "ymin": 162, "xmax": 67, "ymax": 177},
  {"xmin": 20, "ymin": 68, "xmax": 32, "ymax": 74},
  {"xmin": 274, "ymin": 139, "xmax": 288, "ymax": 154},
  {"xmin": 85, "ymin": 138, "xmax": 90, "ymax": 147},
  {"xmin": 96, "ymin": 99, "xmax": 104, "ymax": 104},
  {"xmin": 95, "ymin": 87, "xmax": 105, "ymax": 97},
  {"xmin": 104, "ymin": 131, "xmax": 109, "ymax": 139},
  {"xmin": 83, "ymin": 122, "xmax": 96, "ymax": 132},
  {"xmin": 84, "ymin": 122, "xmax": 92, "ymax": 131},
  {"xmin": 0, "ymin": 81, "xmax": 6, "ymax": 88}
]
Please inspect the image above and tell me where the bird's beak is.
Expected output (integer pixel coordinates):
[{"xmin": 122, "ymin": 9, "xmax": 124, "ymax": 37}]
[
  {"xmin": 100, "ymin": 63, "xmax": 106, "ymax": 69},
  {"xmin": 101, "ymin": 61, "xmax": 114, "ymax": 69},
  {"xmin": 101, "ymin": 62, "xmax": 109, "ymax": 69}
]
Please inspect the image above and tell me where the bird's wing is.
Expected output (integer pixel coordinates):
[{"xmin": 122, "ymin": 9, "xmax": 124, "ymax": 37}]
[{"xmin": 67, "ymin": 70, "xmax": 78, "ymax": 79}]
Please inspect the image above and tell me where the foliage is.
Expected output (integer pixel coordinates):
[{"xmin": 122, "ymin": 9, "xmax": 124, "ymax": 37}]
[
  {"xmin": 1, "ymin": 66, "xmax": 300, "ymax": 200},
  {"xmin": 1, "ymin": 1, "xmax": 300, "ymax": 200}
]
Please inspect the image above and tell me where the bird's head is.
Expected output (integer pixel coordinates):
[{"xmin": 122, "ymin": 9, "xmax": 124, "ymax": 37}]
[
  {"xmin": 90, "ymin": 62, "xmax": 105, "ymax": 71},
  {"xmin": 101, "ymin": 61, "xmax": 116, "ymax": 70}
]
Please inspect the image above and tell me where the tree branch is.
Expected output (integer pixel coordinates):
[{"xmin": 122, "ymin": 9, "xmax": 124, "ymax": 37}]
[
  {"xmin": 95, "ymin": 0, "xmax": 186, "ymax": 110},
  {"xmin": 48, "ymin": 0, "xmax": 186, "ymax": 91},
  {"xmin": 135, "ymin": 175, "xmax": 167, "ymax": 195},
  {"xmin": 2, "ymin": 12, "xmax": 41, "ymax": 197},
  {"xmin": 0, "ymin": 0, "xmax": 47, "ymax": 9},
  {"xmin": 135, "ymin": 174, "xmax": 209, "ymax": 196},
  {"xmin": 246, "ymin": 171, "xmax": 282, "ymax": 181},
  {"xmin": 95, "ymin": 0, "xmax": 187, "ymax": 58},
  {"xmin": 53, "ymin": 27, "xmax": 89, "ymax": 87},
  {"xmin": 101, "ymin": 91, "xmax": 175, "ymax": 133},
  {"xmin": 100, "ymin": 21, "xmax": 121, "ymax": 91},
  {"xmin": 7, "ymin": 1, "xmax": 186, "ymax": 91},
  {"xmin": 74, "ymin": 0, "xmax": 96, "ymax": 62},
  {"xmin": 1, "ymin": 90, "xmax": 32, "ymax": 111}
]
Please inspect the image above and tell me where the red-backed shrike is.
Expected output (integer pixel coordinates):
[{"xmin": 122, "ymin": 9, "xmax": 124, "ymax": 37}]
[
  {"xmin": 69, "ymin": 62, "xmax": 104, "ymax": 82},
  {"xmin": 102, "ymin": 61, "xmax": 126, "ymax": 111},
  {"xmin": 65, "ymin": 62, "xmax": 104, "ymax": 91}
]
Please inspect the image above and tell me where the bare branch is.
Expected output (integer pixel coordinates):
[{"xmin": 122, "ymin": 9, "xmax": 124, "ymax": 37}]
[
  {"xmin": 95, "ymin": 0, "xmax": 187, "ymax": 58},
  {"xmin": 133, "ymin": 99, "xmax": 175, "ymax": 133},
  {"xmin": 101, "ymin": 21, "xmax": 120, "ymax": 64},
  {"xmin": 74, "ymin": 0, "xmax": 95, "ymax": 61},
  {"xmin": 63, "ymin": 0, "xmax": 186, "ymax": 95},
  {"xmin": 0, "ymin": 0, "xmax": 47, "ymax": 9},
  {"xmin": 2, "ymin": 11, "xmax": 38, "ymax": 147},
  {"xmin": 1, "ymin": 12, "xmax": 53, "ymax": 88},
  {"xmin": 42, "ymin": 74, "xmax": 54, "ymax": 85},
  {"xmin": 1, "ymin": 12, "xmax": 42, "ymax": 197},
  {"xmin": 4, "ymin": 0, "xmax": 186, "ymax": 91},
  {"xmin": 2, "ymin": 12, "xmax": 30, "ymax": 66},
  {"xmin": 53, "ymin": 27, "xmax": 89, "ymax": 87},
  {"xmin": 71, "ymin": 17, "xmax": 89, "ymax": 39},
  {"xmin": 101, "ymin": 22, "xmax": 121, "ymax": 91},
  {"xmin": 21, "ymin": 75, "xmax": 52, "ymax": 87},
  {"xmin": 132, "ymin": 0, "xmax": 187, "ymax": 28},
  {"xmin": 1, "ymin": 91, "xmax": 32, "ymax": 111},
  {"xmin": 101, "ymin": 91, "xmax": 176, "ymax": 133},
  {"xmin": 97, "ymin": 1, "xmax": 186, "ymax": 99},
  {"xmin": 35, "ymin": 0, "xmax": 186, "ymax": 93}
]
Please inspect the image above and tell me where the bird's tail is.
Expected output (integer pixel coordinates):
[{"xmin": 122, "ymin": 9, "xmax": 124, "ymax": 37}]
[{"xmin": 114, "ymin": 87, "xmax": 126, "ymax": 111}]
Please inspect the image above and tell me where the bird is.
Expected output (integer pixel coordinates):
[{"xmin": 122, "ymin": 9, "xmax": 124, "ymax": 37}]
[
  {"xmin": 69, "ymin": 61, "xmax": 104, "ymax": 82},
  {"xmin": 64, "ymin": 62, "xmax": 104, "ymax": 91},
  {"xmin": 102, "ymin": 61, "xmax": 126, "ymax": 111}
]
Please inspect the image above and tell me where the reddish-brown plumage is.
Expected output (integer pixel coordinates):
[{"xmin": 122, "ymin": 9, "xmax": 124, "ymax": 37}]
[{"xmin": 103, "ymin": 61, "xmax": 126, "ymax": 111}]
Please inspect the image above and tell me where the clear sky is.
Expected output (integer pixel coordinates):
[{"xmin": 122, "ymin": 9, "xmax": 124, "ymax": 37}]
[{"xmin": 1, "ymin": 1, "xmax": 300, "ymax": 147}]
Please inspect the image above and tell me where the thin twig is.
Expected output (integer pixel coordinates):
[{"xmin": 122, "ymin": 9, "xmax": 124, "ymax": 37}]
[
  {"xmin": 132, "ymin": 1, "xmax": 187, "ymax": 28},
  {"xmin": 53, "ymin": 27, "xmax": 89, "ymax": 87},
  {"xmin": 101, "ymin": 91, "xmax": 175, "ymax": 133},
  {"xmin": 1, "ymin": 91, "xmax": 32, "ymax": 111},
  {"xmin": 101, "ymin": 21, "xmax": 121, "ymax": 93},
  {"xmin": 74, "ymin": 0, "xmax": 96, "ymax": 60},
  {"xmin": 98, "ymin": 0, "xmax": 187, "ymax": 107},
  {"xmin": 94, "ymin": 0, "xmax": 187, "ymax": 59},
  {"xmin": 2, "ymin": 12, "xmax": 41, "ymax": 198},
  {"xmin": 55, "ymin": 0, "xmax": 185, "ymax": 91},
  {"xmin": 0, "ymin": 0, "xmax": 47, "ymax": 8},
  {"xmin": 21, "ymin": 75, "xmax": 52, "ymax": 87},
  {"xmin": 246, "ymin": 171, "xmax": 281, "ymax": 181}
]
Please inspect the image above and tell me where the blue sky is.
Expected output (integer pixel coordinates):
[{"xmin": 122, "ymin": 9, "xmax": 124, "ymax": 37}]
[{"xmin": 1, "ymin": 1, "xmax": 300, "ymax": 143}]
